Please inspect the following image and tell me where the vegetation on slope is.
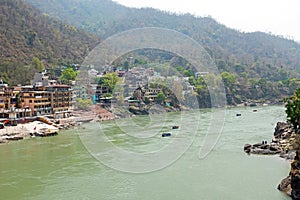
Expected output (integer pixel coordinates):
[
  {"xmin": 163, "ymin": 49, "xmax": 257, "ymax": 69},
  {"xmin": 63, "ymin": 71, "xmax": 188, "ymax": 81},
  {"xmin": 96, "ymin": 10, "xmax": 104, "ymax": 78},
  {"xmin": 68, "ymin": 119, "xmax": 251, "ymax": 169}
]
[
  {"xmin": 23, "ymin": 0, "xmax": 300, "ymax": 104},
  {"xmin": 0, "ymin": 0, "xmax": 100, "ymax": 85},
  {"xmin": 282, "ymin": 89, "xmax": 300, "ymax": 200}
]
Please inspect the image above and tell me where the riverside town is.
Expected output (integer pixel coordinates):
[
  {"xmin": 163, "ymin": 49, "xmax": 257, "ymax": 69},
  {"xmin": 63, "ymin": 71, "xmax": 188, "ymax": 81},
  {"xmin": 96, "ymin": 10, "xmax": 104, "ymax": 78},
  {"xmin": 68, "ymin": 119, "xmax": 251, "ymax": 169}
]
[{"xmin": 2, "ymin": 0, "xmax": 300, "ymax": 200}]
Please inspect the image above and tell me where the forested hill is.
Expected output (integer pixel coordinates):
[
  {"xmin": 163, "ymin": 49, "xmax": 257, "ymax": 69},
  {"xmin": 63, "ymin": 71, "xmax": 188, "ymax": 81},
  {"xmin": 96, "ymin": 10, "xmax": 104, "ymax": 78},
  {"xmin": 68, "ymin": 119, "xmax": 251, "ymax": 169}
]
[
  {"xmin": 8, "ymin": 0, "xmax": 300, "ymax": 103},
  {"xmin": 0, "ymin": 0, "xmax": 100, "ymax": 84},
  {"xmin": 24, "ymin": 0, "xmax": 300, "ymax": 76}
]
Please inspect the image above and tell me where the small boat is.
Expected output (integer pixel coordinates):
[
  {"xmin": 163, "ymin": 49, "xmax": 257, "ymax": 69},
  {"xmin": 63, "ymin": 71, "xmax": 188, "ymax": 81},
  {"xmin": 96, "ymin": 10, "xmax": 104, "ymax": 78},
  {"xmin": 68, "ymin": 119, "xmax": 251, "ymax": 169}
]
[
  {"xmin": 236, "ymin": 114, "xmax": 242, "ymax": 117},
  {"xmin": 249, "ymin": 103, "xmax": 257, "ymax": 107},
  {"xmin": 172, "ymin": 126, "xmax": 179, "ymax": 129},
  {"xmin": 253, "ymin": 110, "xmax": 258, "ymax": 112},
  {"xmin": 162, "ymin": 132, "xmax": 171, "ymax": 137},
  {"xmin": 31, "ymin": 131, "xmax": 58, "ymax": 137},
  {"xmin": 6, "ymin": 136, "xmax": 23, "ymax": 141},
  {"xmin": 30, "ymin": 127, "xmax": 59, "ymax": 137}
]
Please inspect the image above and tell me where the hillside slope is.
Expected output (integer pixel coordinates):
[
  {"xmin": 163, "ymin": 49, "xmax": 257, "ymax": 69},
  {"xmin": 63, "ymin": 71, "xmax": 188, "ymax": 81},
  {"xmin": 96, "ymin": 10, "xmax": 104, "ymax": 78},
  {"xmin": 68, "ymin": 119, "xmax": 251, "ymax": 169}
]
[
  {"xmin": 24, "ymin": 0, "xmax": 300, "ymax": 74},
  {"xmin": 0, "ymin": 0, "xmax": 100, "ymax": 84},
  {"xmin": 22, "ymin": 0, "xmax": 300, "ymax": 103}
]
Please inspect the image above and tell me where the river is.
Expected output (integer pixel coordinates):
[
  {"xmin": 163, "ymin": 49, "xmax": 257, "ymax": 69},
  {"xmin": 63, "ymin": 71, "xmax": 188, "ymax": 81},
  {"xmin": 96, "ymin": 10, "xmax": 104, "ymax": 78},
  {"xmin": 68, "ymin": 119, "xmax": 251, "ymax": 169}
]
[{"xmin": 0, "ymin": 106, "xmax": 291, "ymax": 200}]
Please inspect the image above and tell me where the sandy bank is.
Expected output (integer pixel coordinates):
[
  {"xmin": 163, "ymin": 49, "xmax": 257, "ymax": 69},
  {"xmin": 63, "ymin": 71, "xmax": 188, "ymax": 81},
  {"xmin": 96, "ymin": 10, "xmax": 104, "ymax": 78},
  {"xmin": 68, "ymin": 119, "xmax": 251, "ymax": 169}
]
[{"xmin": 0, "ymin": 121, "xmax": 59, "ymax": 143}]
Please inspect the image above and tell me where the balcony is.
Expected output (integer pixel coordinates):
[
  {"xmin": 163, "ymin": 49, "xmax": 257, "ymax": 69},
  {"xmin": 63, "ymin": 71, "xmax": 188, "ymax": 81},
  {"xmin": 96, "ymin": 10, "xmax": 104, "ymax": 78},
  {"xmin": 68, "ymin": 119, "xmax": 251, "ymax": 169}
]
[{"xmin": 53, "ymin": 106, "xmax": 72, "ymax": 111}]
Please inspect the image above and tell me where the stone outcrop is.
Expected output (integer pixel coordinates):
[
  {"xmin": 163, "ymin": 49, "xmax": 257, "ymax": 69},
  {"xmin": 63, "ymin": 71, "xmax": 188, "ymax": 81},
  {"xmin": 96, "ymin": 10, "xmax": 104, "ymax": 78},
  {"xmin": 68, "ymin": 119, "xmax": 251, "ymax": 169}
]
[
  {"xmin": 278, "ymin": 175, "xmax": 292, "ymax": 196},
  {"xmin": 244, "ymin": 122, "xmax": 296, "ymax": 158},
  {"xmin": 290, "ymin": 150, "xmax": 300, "ymax": 200},
  {"xmin": 244, "ymin": 121, "xmax": 300, "ymax": 199},
  {"xmin": 278, "ymin": 149, "xmax": 300, "ymax": 200},
  {"xmin": 244, "ymin": 141, "xmax": 282, "ymax": 155}
]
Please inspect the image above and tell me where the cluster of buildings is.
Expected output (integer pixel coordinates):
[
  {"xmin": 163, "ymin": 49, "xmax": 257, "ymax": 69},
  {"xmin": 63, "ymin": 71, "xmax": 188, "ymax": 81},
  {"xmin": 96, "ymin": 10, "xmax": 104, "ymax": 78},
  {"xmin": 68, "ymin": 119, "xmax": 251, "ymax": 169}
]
[
  {"xmin": 0, "ymin": 71, "xmax": 72, "ymax": 121},
  {"xmin": 0, "ymin": 64, "xmax": 199, "ymax": 122},
  {"xmin": 91, "ymin": 66, "xmax": 195, "ymax": 106}
]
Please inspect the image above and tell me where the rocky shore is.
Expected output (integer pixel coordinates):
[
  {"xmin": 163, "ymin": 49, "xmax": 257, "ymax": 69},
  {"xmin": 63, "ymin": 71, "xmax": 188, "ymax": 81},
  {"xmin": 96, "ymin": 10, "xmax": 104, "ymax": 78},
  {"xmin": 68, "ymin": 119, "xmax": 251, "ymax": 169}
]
[
  {"xmin": 244, "ymin": 122, "xmax": 300, "ymax": 199},
  {"xmin": 244, "ymin": 122, "xmax": 297, "ymax": 159}
]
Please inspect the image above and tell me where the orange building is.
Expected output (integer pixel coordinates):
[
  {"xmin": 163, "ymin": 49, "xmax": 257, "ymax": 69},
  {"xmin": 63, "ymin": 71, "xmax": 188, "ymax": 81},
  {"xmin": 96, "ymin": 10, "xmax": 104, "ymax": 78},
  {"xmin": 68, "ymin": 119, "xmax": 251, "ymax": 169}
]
[
  {"xmin": 47, "ymin": 85, "xmax": 72, "ymax": 118},
  {"xmin": 20, "ymin": 85, "xmax": 72, "ymax": 118},
  {"xmin": 0, "ymin": 85, "xmax": 72, "ymax": 119}
]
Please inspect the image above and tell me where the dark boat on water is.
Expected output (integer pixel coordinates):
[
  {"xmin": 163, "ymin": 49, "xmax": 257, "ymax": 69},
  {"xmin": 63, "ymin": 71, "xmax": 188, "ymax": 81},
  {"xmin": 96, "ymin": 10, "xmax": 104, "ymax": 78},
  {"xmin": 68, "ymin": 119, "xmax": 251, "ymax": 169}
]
[
  {"xmin": 249, "ymin": 103, "xmax": 257, "ymax": 107},
  {"xmin": 172, "ymin": 126, "xmax": 179, "ymax": 129},
  {"xmin": 162, "ymin": 132, "xmax": 171, "ymax": 137}
]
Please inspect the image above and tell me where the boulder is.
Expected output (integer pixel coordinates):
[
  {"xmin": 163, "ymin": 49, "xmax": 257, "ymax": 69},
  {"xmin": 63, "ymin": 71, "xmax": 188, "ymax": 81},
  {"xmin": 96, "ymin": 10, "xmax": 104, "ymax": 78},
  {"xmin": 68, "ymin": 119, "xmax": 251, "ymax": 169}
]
[
  {"xmin": 260, "ymin": 144, "xmax": 270, "ymax": 149},
  {"xmin": 278, "ymin": 175, "xmax": 292, "ymax": 196},
  {"xmin": 253, "ymin": 143, "xmax": 263, "ymax": 148},
  {"xmin": 244, "ymin": 144, "xmax": 252, "ymax": 151},
  {"xmin": 291, "ymin": 151, "xmax": 300, "ymax": 200},
  {"xmin": 269, "ymin": 145, "xmax": 280, "ymax": 152},
  {"xmin": 274, "ymin": 122, "xmax": 291, "ymax": 139}
]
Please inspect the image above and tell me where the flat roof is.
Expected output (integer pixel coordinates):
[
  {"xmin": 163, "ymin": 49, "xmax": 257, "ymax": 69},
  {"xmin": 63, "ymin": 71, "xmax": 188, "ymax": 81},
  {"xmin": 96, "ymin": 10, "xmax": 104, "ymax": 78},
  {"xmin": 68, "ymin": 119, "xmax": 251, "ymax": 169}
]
[{"xmin": 47, "ymin": 85, "xmax": 70, "ymax": 88}]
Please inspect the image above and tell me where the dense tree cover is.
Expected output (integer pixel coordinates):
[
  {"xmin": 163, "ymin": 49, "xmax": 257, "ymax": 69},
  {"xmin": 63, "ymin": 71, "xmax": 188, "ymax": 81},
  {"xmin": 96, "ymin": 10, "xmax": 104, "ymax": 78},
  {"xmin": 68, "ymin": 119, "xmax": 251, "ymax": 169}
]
[
  {"xmin": 25, "ymin": 0, "xmax": 300, "ymax": 74},
  {"xmin": 96, "ymin": 72, "xmax": 123, "ymax": 99},
  {"xmin": 0, "ymin": 0, "xmax": 100, "ymax": 85},
  {"xmin": 76, "ymin": 98, "xmax": 92, "ymax": 111},
  {"xmin": 3, "ymin": 0, "xmax": 300, "ymax": 105},
  {"xmin": 118, "ymin": 50, "xmax": 300, "ymax": 105},
  {"xmin": 24, "ymin": 0, "xmax": 300, "ymax": 104},
  {"xmin": 284, "ymin": 88, "xmax": 300, "ymax": 131},
  {"xmin": 156, "ymin": 92, "xmax": 166, "ymax": 104},
  {"xmin": 31, "ymin": 57, "xmax": 45, "ymax": 72},
  {"xmin": 98, "ymin": 72, "xmax": 121, "ymax": 91},
  {"xmin": 0, "ymin": 57, "xmax": 44, "ymax": 85},
  {"xmin": 60, "ymin": 67, "xmax": 77, "ymax": 84}
]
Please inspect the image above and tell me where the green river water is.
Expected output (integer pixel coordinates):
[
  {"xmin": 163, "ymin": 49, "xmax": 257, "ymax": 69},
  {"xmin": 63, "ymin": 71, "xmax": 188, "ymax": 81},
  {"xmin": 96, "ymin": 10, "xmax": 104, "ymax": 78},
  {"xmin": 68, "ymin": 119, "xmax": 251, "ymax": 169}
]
[{"xmin": 0, "ymin": 106, "xmax": 292, "ymax": 200}]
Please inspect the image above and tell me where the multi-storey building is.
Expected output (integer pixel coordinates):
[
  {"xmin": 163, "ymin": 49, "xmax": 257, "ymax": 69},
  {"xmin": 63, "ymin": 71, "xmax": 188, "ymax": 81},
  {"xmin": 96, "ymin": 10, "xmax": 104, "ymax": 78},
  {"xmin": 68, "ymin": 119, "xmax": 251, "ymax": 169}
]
[
  {"xmin": 47, "ymin": 85, "xmax": 72, "ymax": 118},
  {"xmin": 21, "ymin": 86, "xmax": 52, "ymax": 117},
  {"xmin": 0, "ymin": 72, "xmax": 73, "ymax": 119}
]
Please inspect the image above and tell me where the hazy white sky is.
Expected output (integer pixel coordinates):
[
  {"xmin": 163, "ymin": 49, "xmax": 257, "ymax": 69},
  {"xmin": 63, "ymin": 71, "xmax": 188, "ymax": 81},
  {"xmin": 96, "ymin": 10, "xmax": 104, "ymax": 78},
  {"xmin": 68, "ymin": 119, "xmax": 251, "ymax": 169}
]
[{"xmin": 113, "ymin": 0, "xmax": 300, "ymax": 42}]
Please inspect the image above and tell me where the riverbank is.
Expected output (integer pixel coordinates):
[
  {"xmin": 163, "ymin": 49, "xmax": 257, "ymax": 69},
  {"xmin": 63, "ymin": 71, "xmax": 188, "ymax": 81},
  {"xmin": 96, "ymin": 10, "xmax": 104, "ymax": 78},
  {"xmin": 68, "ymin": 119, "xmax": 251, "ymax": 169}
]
[
  {"xmin": 243, "ymin": 121, "xmax": 300, "ymax": 199},
  {"xmin": 0, "ymin": 105, "xmax": 117, "ymax": 144},
  {"xmin": 0, "ymin": 121, "xmax": 59, "ymax": 143},
  {"xmin": 244, "ymin": 122, "xmax": 297, "ymax": 159}
]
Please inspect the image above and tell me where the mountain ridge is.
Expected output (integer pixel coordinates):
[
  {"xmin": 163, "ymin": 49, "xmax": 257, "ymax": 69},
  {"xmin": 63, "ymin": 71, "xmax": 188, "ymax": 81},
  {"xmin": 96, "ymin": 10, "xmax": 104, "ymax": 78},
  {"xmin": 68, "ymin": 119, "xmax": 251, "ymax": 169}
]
[
  {"xmin": 23, "ymin": 0, "xmax": 300, "ymax": 75},
  {"xmin": 4, "ymin": 0, "xmax": 300, "ymax": 103}
]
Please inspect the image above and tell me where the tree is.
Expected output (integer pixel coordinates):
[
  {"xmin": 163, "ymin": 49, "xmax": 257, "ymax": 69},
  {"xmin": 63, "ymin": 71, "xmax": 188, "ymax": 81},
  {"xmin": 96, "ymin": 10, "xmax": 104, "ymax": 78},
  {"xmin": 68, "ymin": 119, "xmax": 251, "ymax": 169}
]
[
  {"xmin": 76, "ymin": 98, "xmax": 92, "ymax": 111},
  {"xmin": 221, "ymin": 71, "xmax": 236, "ymax": 88},
  {"xmin": 156, "ymin": 92, "xmax": 166, "ymax": 104},
  {"xmin": 98, "ymin": 72, "xmax": 121, "ymax": 90},
  {"xmin": 31, "ymin": 57, "xmax": 44, "ymax": 72},
  {"xmin": 284, "ymin": 88, "xmax": 300, "ymax": 131},
  {"xmin": 61, "ymin": 67, "xmax": 77, "ymax": 84},
  {"xmin": 0, "ymin": 72, "xmax": 10, "ymax": 85}
]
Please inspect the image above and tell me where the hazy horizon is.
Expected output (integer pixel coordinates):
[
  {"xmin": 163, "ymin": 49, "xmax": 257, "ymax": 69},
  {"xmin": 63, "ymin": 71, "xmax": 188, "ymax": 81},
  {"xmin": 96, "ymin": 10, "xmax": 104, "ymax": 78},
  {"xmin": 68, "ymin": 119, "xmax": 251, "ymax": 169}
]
[{"xmin": 113, "ymin": 0, "xmax": 300, "ymax": 42}]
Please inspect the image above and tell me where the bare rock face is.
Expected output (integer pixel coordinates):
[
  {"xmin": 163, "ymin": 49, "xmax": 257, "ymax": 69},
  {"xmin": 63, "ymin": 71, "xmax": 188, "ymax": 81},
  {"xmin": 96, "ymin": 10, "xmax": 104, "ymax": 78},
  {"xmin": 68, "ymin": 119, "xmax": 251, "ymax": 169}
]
[
  {"xmin": 274, "ymin": 122, "xmax": 293, "ymax": 139},
  {"xmin": 244, "ymin": 122, "xmax": 295, "ymax": 156},
  {"xmin": 278, "ymin": 175, "xmax": 292, "ymax": 196},
  {"xmin": 291, "ymin": 151, "xmax": 300, "ymax": 200},
  {"xmin": 243, "ymin": 121, "xmax": 300, "ymax": 198},
  {"xmin": 278, "ymin": 142, "xmax": 300, "ymax": 199}
]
